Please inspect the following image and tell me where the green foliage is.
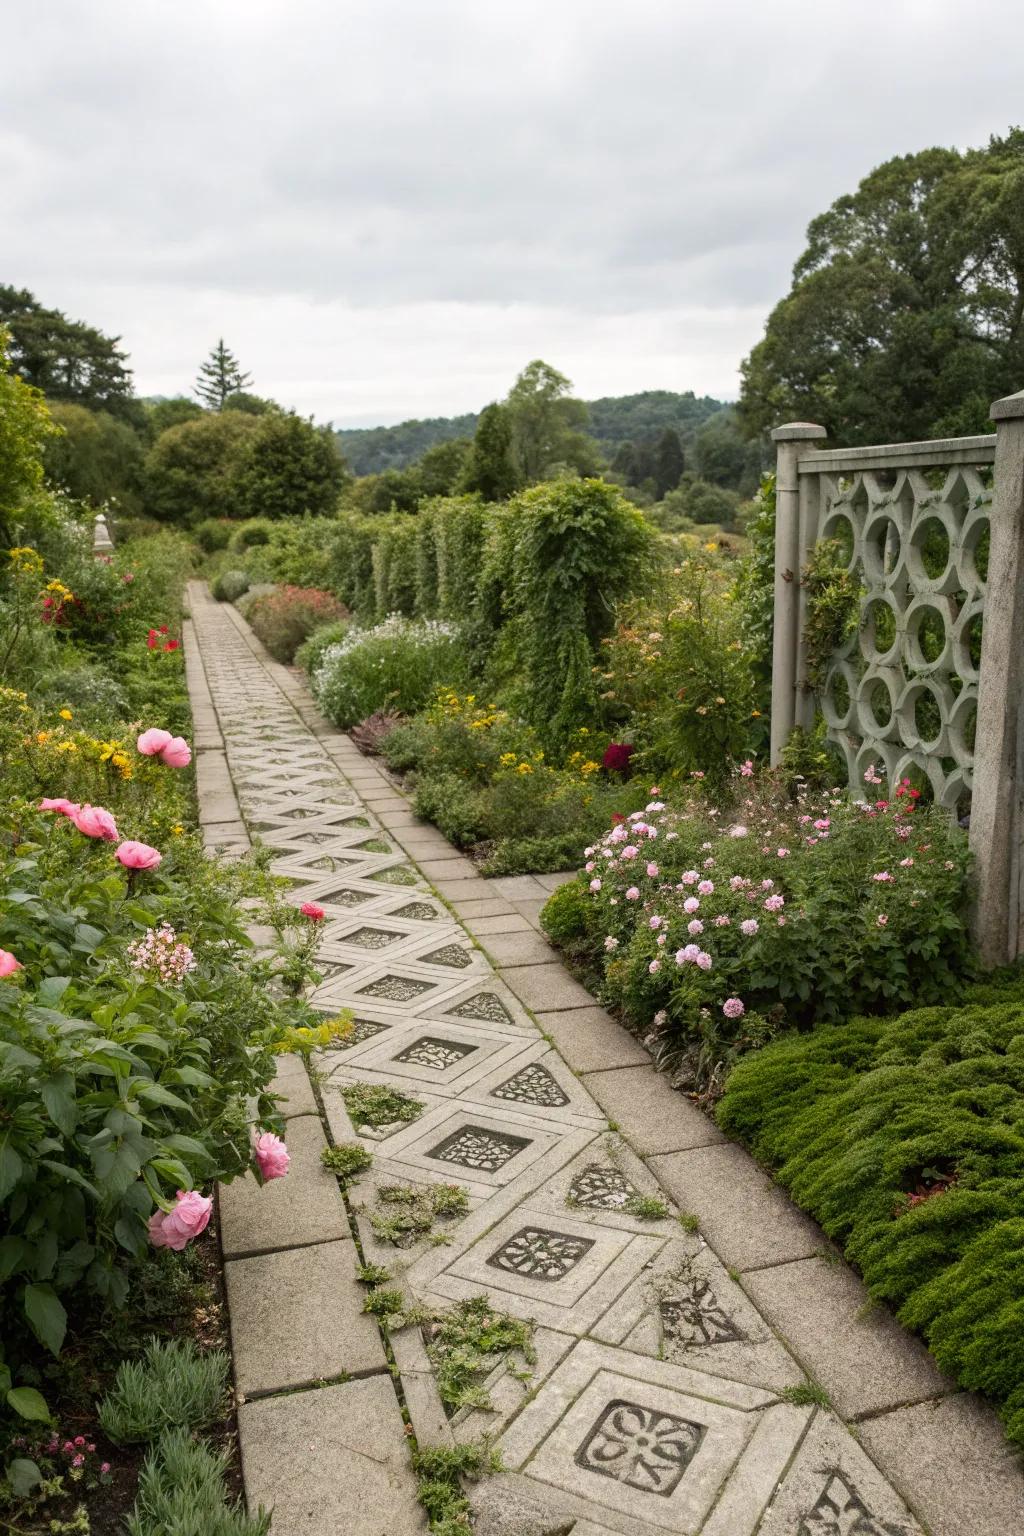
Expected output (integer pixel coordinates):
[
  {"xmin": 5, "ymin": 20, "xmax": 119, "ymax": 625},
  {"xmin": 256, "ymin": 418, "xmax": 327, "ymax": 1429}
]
[
  {"xmin": 732, "ymin": 473, "xmax": 776, "ymax": 706},
  {"xmin": 0, "ymin": 286, "xmax": 135, "ymax": 420},
  {"xmin": 234, "ymin": 411, "xmax": 347, "ymax": 521},
  {"xmin": 192, "ymin": 518, "xmax": 233, "ymax": 553},
  {"xmin": 488, "ymin": 478, "xmax": 655, "ymax": 750},
  {"xmin": 544, "ymin": 784, "xmax": 974, "ymax": 1094},
  {"xmin": 126, "ymin": 1428, "xmax": 271, "ymax": 1536},
  {"xmin": 143, "ymin": 411, "xmax": 259, "ymax": 524},
  {"xmin": 340, "ymin": 1081, "xmax": 424, "ymax": 1129},
  {"xmin": 504, "ymin": 358, "xmax": 599, "ymax": 482},
  {"xmin": 0, "ymin": 330, "xmax": 58, "ymax": 534},
  {"xmin": 211, "ymin": 569, "xmax": 250, "ymax": 603},
  {"xmin": 414, "ymin": 1440, "xmax": 502, "ymax": 1536},
  {"xmin": 740, "ymin": 130, "xmax": 1024, "ymax": 442},
  {"xmin": 368, "ymin": 1182, "xmax": 469, "ymax": 1246},
  {"xmin": 425, "ymin": 1296, "xmax": 535, "ymax": 1412},
  {"xmin": 320, "ymin": 1142, "xmax": 374, "ymax": 1184},
  {"xmin": 623, "ymin": 1194, "xmax": 670, "ymax": 1220},
  {"xmin": 362, "ymin": 1287, "xmax": 405, "ymax": 1318},
  {"xmin": 538, "ymin": 879, "xmax": 592, "ymax": 949},
  {"xmin": 98, "ymin": 1338, "xmax": 229, "ymax": 1444},
  {"xmin": 716, "ymin": 980, "xmax": 1024, "ymax": 1445},
  {"xmin": 42, "ymin": 402, "xmax": 145, "ymax": 514},
  {"xmin": 309, "ymin": 616, "xmax": 470, "ymax": 729},
  {"xmin": 802, "ymin": 538, "xmax": 863, "ymax": 688},
  {"xmin": 194, "ymin": 340, "xmax": 252, "ymax": 412},
  {"xmin": 294, "ymin": 619, "xmax": 349, "ymax": 675},
  {"xmin": 462, "ymin": 402, "xmax": 519, "ymax": 501},
  {"xmin": 660, "ymin": 475, "xmax": 742, "ymax": 528},
  {"xmin": 246, "ymin": 586, "xmax": 348, "ymax": 663}
]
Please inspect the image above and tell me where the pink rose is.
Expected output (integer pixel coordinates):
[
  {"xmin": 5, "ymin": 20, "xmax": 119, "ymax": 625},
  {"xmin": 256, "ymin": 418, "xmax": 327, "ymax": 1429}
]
[
  {"xmin": 646, "ymin": 862, "xmax": 659, "ymax": 878},
  {"xmin": 300, "ymin": 902, "xmax": 325, "ymax": 920},
  {"xmin": 72, "ymin": 804, "xmax": 119, "ymax": 841},
  {"xmin": 625, "ymin": 886, "xmax": 640, "ymax": 900},
  {"xmin": 137, "ymin": 728, "xmax": 173, "ymax": 757},
  {"xmin": 148, "ymin": 1189, "xmax": 212, "ymax": 1251},
  {"xmin": 116, "ymin": 841, "xmax": 162, "ymax": 871},
  {"xmin": 39, "ymin": 798, "xmax": 80, "ymax": 817},
  {"xmin": 723, "ymin": 997, "xmax": 745, "ymax": 1018},
  {"xmin": 0, "ymin": 949, "xmax": 22, "ymax": 977},
  {"xmin": 160, "ymin": 736, "xmax": 191, "ymax": 768},
  {"xmin": 254, "ymin": 1131, "xmax": 290, "ymax": 1181}
]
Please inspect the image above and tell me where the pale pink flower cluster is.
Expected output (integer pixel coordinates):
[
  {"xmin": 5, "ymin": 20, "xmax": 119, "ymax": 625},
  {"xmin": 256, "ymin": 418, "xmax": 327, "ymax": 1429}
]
[{"xmin": 127, "ymin": 923, "xmax": 196, "ymax": 983}]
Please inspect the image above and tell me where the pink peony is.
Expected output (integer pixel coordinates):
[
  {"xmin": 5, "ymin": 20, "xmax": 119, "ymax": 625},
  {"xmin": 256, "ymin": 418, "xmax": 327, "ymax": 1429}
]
[
  {"xmin": 39, "ymin": 797, "xmax": 80, "ymax": 817},
  {"xmin": 300, "ymin": 902, "xmax": 325, "ymax": 920},
  {"xmin": 72, "ymin": 804, "xmax": 119, "ymax": 841},
  {"xmin": 687, "ymin": 919, "xmax": 704, "ymax": 935},
  {"xmin": 648, "ymin": 959, "xmax": 661, "ymax": 975},
  {"xmin": 695, "ymin": 950, "xmax": 713, "ymax": 971},
  {"xmin": 0, "ymin": 949, "xmax": 22, "ymax": 977},
  {"xmin": 683, "ymin": 896, "xmax": 700, "ymax": 913},
  {"xmin": 740, "ymin": 918, "xmax": 759, "ymax": 936},
  {"xmin": 254, "ymin": 1131, "xmax": 290, "ymax": 1181},
  {"xmin": 625, "ymin": 886, "xmax": 640, "ymax": 900},
  {"xmin": 589, "ymin": 879, "xmax": 602, "ymax": 893},
  {"xmin": 116, "ymin": 841, "xmax": 162, "ymax": 871},
  {"xmin": 723, "ymin": 997, "xmax": 745, "ymax": 1018},
  {"xmin": 137, "ymin": 728, "xmax": 173, "ymax": 757},
  {"xmin": 160, "ymin": 736, "xmax": 191, "ymax": 768},
  {"xmin": 148, "ymin": 1189, "xmax": 212, "ymax": 1251},
  {"xmin": 646, "ymin": 862, "xmax": 659, "ymax": 878},
  {"xmin": 697, "ymin": 880, "xmax": 715, "ymax": 895},
  {"xmin": 763, "ymin": 894, "xmax": 785, "ymax": 912}
]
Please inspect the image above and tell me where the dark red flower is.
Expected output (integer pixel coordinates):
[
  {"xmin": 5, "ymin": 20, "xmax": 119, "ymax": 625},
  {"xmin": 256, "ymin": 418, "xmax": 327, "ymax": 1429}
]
[
  {"xmin": 602, "ymin": 742, "xmax": 634, "ymax": 775},
  {"xmin": 146, "ymin": 628, "xmax": 158, "ymax": 650},
  {"xmin": 163, "ymin": 639, "xmax": 180, "ymax": 652}
]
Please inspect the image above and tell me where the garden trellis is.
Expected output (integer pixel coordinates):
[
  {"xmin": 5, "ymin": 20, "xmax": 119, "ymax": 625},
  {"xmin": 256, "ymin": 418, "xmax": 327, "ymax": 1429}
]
[{"xmin": 770, "ymin": 390, "xmax": 1024, "ymax": 966}]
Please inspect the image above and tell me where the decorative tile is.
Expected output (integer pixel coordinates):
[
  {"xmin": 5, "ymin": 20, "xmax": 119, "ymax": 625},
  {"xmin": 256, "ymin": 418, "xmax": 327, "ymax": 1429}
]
[
  {"xmin": 569, "ymin": 1164, "xmax": 639, "ymax": 1210},
  {"xmin": 799, "ymin": 1473, "xmax": 901, "ymax": 1536},
  {"xmin": 426, "ymin": 1124, "xmax": 531, "ymax": 1173},
  {"xmin": 393, "ymin": 901, "xmax": 442, "ymax": 922},
  {"xmin": 394, "ymin": 1037, "xmax": 478, "ymax": 1071},
  {"xmin": 343, "ymin": 927, "xmax": 405, "ymax": 951},
  {"xmin": 660, "ymin": 1276, "xmax": 745, "ymax": 1349},
  {"xmin": 323, "ymin": 1018, "xmax": 391, "ymax": 1051},
  {"xmin": 357, "ymin": 975, "xmax": 435, "ymax": 1002},
  {"xmin": 421, "ymin": 943, "xmax": 473, "ymax": 969},
  {"xmin": 448, "ymin": 992, "xmax": 513, "ymax": 1025},
  {"xmin": 574, "ymin": 1398, "xmax": 705, "ymax": 1497},
  {"xmin": 492, "ymin": 1063, "xmax": 570, "ymax": 1108},
  {"xmin": 487, "ymin": 1227, "xmax": 595, "ymax": 1282},
  {"xmin": 370, "ymin": 866, "xmax": 419, "ymax": 885}
]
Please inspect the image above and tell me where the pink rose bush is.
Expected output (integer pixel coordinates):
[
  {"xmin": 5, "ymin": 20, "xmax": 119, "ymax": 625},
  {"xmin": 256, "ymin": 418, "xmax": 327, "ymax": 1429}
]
[
  {"xmin": 543, "ymin": 777, "xmax": 971, "ymax": 1093},
  {"xmin": 0, "ymin": 949, "xmax": 22, "ymax": 977},
  {"xmin": 148, "ymin": 1189, "xmax": 213, "ymax": 1251},
  {"xmin": 115, "ymin": 840, "xmax": 162, "ymax": 871},
  {"xmin": 137, "ymin": 728, "xmax": 192, "ymax": 767},
  {"xmin": 72, "ymin": 804, "xmax": 119, "ymax": 841}
]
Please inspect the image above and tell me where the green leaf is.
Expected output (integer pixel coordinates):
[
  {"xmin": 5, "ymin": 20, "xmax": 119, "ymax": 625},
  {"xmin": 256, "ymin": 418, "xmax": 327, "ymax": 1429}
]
[
  {"xmin": 36, "ymin": 976, "xmax": 71, "ymax": 1008},
  {"xmin": 37, "ymin": 1160, "xmax": 99, "ymax": 1199},
  {"xmin": 133, "ymin": 1081, "xmax": 189, "ymax": 1110},
  {"xmin": 8, "ymin": 1457, "xmax": 42, "ymax": 1497},
  {"xmin": 41, "ymin": 1079, "xmax": 77, "ymax": 1137},
  {"xmin": 0, "ymin": 1140, "xmax": 24, "ymax": 1201},
  {"xmin": 23, "ymin": 1283, "xmax": 67, "ymax": 1356},
  {"xmin": 0, "ymin": 1236, "xmax": 27, "ymax": 1282},
  {"xmin": 166, "ymin": 1065, "xmax": 217, "ymax": 1089},
  {"xmin": 0, "ymin": 1041, "xmax": 40, "ymax": 1072},
  {"xmin": 7, "ymin": 1385, "xmax": 51, "ymax": 1422}
]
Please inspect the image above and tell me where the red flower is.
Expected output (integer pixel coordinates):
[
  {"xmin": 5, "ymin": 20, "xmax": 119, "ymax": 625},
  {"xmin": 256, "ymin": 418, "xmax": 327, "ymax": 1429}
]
[
  {"xmin": 610, "ymin": 812, "xmax": 626, "ymax": 825},
  {"xmin": 147, "ymin": 628, "xmax": 158, "ymax": 649},
  {"xmin": 602, "ymin": 742, "xmax": 634, "ymax": 775},
  {"xmin": 164, "ymin": 639, "xmax": 180, "ymax": 652},
  {"xmin": 300, "ymin": 902, "xmax": 325, "ymax": 921}
]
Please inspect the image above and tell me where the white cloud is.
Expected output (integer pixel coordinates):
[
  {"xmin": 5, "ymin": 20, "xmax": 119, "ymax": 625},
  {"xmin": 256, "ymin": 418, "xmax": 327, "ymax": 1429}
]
[{"xmin": 4, "ymin": 0, "xmax": 1023, "ymax": 423}]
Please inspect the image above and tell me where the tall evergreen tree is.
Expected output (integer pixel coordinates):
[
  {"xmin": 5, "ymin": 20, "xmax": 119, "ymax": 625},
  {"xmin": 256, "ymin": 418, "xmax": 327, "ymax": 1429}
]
[
  {"xmin": 0, "ymin": 285, "xmax": 135, "ymax": 419},
  {"xmin": 462, "ymin": 402, "xmax": 520, "ymax": 501},
  {"xmin": 195, "ymin": 340, "xmax": 253, "ymax": 410}
]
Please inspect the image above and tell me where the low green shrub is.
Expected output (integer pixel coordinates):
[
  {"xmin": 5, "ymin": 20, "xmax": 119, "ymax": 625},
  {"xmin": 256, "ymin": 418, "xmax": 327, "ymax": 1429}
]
[
  {"xmin": 295, "ymin": 619, "xmax": 350, "ymax": 676},
  {"xmin": 98, "ymin": 1338, "xmax": 229, "ymax": 1443},
  {"xmin": 192, "ymin": 518, "xmax": 233, "ymax": 554},
  {"xmin": 310, "ymin": 616, "xmax": 470, "ymax": 729},
  {"xmin": 126, "ymin": 1428, "xmax": 270, "ymax": 1536},
  {"xmin": 211, "ymin": 568, "xmax": 250, "ymax": 602},
  {"xmin": 716, "ymin": 981, "xmax": 1024, "ymax": 1447},
  {"xmin": 246, "ymin": 585, "xmax": 348, "ymax": 663},
  {"xmin": 31, "ymin": 663, "xmax": 130, "ymax": 729},
  {"xmin": 542, "ymin": 779, "xmax": 973, "ymax": 1093},
  {"xmin": 228, "ymin": 518, "xmax": 274, "ymax": 552}
]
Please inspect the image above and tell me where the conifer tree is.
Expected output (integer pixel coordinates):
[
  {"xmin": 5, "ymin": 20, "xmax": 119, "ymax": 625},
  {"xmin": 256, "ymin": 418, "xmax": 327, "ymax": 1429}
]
[{"xmin": 195, "ymin": 340, "xmax": 252, "ymax": 410}]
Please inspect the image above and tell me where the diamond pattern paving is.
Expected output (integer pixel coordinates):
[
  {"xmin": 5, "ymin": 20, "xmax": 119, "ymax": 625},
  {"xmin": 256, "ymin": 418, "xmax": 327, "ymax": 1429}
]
[{"xmin": 188, "ymin": 583, "xmax": 953, "ymax": 1536}]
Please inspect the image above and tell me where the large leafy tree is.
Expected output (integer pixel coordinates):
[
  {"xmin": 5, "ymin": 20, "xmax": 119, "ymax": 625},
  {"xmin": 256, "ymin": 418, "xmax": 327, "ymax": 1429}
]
[
  {"xmin": 504, "ymin": 360, "xmax": 600, "ymax": 482},
  {"xmin": 740, "ymin": 129, "xmax": 1024, "ymax": 443},
  {"xmin": 0, "ymin": 286, "xmax": 135, "ymax": 420},
  {"xmin": 195, "ymin": 340, "xmax": 253, "ymax": 410},
  {"xmin": 462, "ymin": 402, "xmax": 520, "ymax": 501},
  {"xmin": 0, "ymin": 328, "xmax": 57, "ymax": 532},
  {"xmin": 42, "ymin": 403, "xmax": 144, "ymax": 513},
  {"xmin": 143, "ymin": 411, "xmax": 260, "ymax": 523},
  {"xmin": 235, "ymin": 412, "xmax": 347, "ymax": 520}
]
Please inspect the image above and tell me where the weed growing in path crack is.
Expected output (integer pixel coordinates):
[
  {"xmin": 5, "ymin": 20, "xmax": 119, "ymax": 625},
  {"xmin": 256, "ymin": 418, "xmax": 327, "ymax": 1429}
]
[
  {"xmin": 363, "ymin": 1287, "xmax": 407, "ymax": 1319},
  {"xmin": 369, "ymin": 1182, "xmax": 470, "ymax": 1247},
  {"xmin": 424, "ymin": 1296, "xmax": 535, "ymax": 1413},
  {"xmin": 341, "ymin": 1081, "xmax": 424, "ymax": 1129},
  {"xmin": 623, "ymin": 1194, "xmax": 671, "ymax": 1220},
  {"xmin": 321, "ymin": 1141, "xmax": 374, "ymax": 1185},
  {"xmin": 780, "ymin": 1380, "xmax": 832, "ymax": 1408},
  {"xmin": 356, "ymin": 1262, "xmax": 392, "ymax": 1286},
  {"xmin": 414, "ymin": 1440, "xmax": 503, "ymax": 1536}
]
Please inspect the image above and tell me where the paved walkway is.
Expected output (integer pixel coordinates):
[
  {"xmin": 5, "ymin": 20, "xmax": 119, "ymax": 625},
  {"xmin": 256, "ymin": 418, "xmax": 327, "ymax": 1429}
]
[{"xmin": 184, "ymin": 582, "xmax": 1024, "ymax": 1536}]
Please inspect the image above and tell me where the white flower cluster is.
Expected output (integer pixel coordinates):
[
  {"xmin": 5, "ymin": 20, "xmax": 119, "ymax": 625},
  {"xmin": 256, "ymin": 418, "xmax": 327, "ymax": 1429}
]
[{"xmin": 126, "ymin": 923, "xmax": 196, "ymax": 984}]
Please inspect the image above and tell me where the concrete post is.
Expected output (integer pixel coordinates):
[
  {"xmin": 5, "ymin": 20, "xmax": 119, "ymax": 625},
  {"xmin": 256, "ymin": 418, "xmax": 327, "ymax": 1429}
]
[
  {"xmin": 970, "ymin": 388, "xmax": 1024, "ymax": 965},
  {"xmin": 770, "ymin": 422, "xmax": 827, "ymax": 764}
]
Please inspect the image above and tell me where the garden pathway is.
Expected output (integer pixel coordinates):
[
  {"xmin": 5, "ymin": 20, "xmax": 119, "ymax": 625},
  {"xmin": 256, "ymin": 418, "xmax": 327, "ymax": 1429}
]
[{"xmin": 184, "ymin": 582, "xmax": 1024, "ymax": 1536}]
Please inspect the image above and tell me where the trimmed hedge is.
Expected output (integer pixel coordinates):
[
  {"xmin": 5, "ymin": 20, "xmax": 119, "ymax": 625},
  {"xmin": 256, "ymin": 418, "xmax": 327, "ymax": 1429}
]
[{"xmin": 716, "ymin": 979, "xmax": 1024, "ymax": 1446}]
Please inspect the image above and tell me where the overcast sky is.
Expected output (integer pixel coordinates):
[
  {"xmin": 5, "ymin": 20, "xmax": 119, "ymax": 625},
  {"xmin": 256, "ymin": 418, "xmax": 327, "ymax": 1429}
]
[{"xmin": 5, "ymin": 1, "xmax": 1022, "ymax": 426}]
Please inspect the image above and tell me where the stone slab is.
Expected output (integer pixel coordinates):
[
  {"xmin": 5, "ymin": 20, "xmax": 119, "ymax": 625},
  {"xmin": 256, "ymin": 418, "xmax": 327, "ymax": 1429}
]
[
  {"xmin": 219, "ymin": 1114, "xmax": 349, "ymax": 1257},
  {"xmin": 465, "ymin": 914, "xmax": 535, "ymax": 937},
  {"xmin": 498, "ymin": 963, "xmax": 596, "ymax": 1012},
  {"xmin": 237, "ymin": 1377, "xmax": 424, "ymax": 1536},
  {"xmin": 416, "ymin": 857, "xmax": 479, "ymax": 879},
  {"xmin": 580, "ymin": 1066, "xmax": 726, "ymax": 1154},
  {"xmin": 858, "ymin": 1393, "xmax": 1024, "ymax": 1536},
  {"xmin": 446, "ymin": 897, "xmax": 519, "ymax": 920},
  {"xmin": 508, "ymin": 897, "xmax": 549, "ymax": 928},
  {"xmin": 743, "ymin": 1255, "xmax": 951, "ymax": 1419},
  {"xmin": 756, "ymin": 1411, "xmax": 924, "ymax": 1536},
  {"xmin": 432, "ymin": 875, "xmax": 499, "ymax": 901},
  {"xmin": 534, "ymin": 1007, "xmax": 650, "ymax": 1073},
  {"xmin": 268, "ymin": 1054, "xmax": 318, "ymax": 1118},
  {"xmin": 650, "ymin": 1143, "xmax": 824, "ymax": 1271},
  {"xmin": 225, "ymin": 1239, "xmax": 385, "ymax": 1394},
  {"xmin": 479, "ymin": 931, "xmax": 560, "ymax": 967},
  {"xmin": 488, "ymin": 875, "xmax": 551, "ymax": 901}
]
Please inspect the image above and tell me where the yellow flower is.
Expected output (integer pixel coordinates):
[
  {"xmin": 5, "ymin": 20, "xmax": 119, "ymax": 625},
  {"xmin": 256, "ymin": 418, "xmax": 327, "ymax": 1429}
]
[
  {"xmin": 56, "ymin": 740, "xmax": 77, "ymax": 754},
  {"xmin": 36, "ymin": 730, "xmax": 50, "ymax": 745},
  {"xmin": 499, "ymin": 752, "xmax": 517, "ymax": 767},
  {"xmin": 9, "ymin": 546, "xmax": 44, "ymax": 574},
  {"xmin": 517, "ymin": 762, "xmax": 534, "ymax": 775},
  {"xmin": 172, "ymin": 825, "xmax": 184, "ymax": 836},
  {"xmin": 751, "ymin": 710, "xmax": 762, "ymax": 718}
]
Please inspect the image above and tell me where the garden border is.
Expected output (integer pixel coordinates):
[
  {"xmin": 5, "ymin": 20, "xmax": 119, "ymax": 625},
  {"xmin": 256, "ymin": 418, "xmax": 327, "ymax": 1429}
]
[{"xmin": 186, "ymin": 585, "xmax": 1024, "ymax": 1536}]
